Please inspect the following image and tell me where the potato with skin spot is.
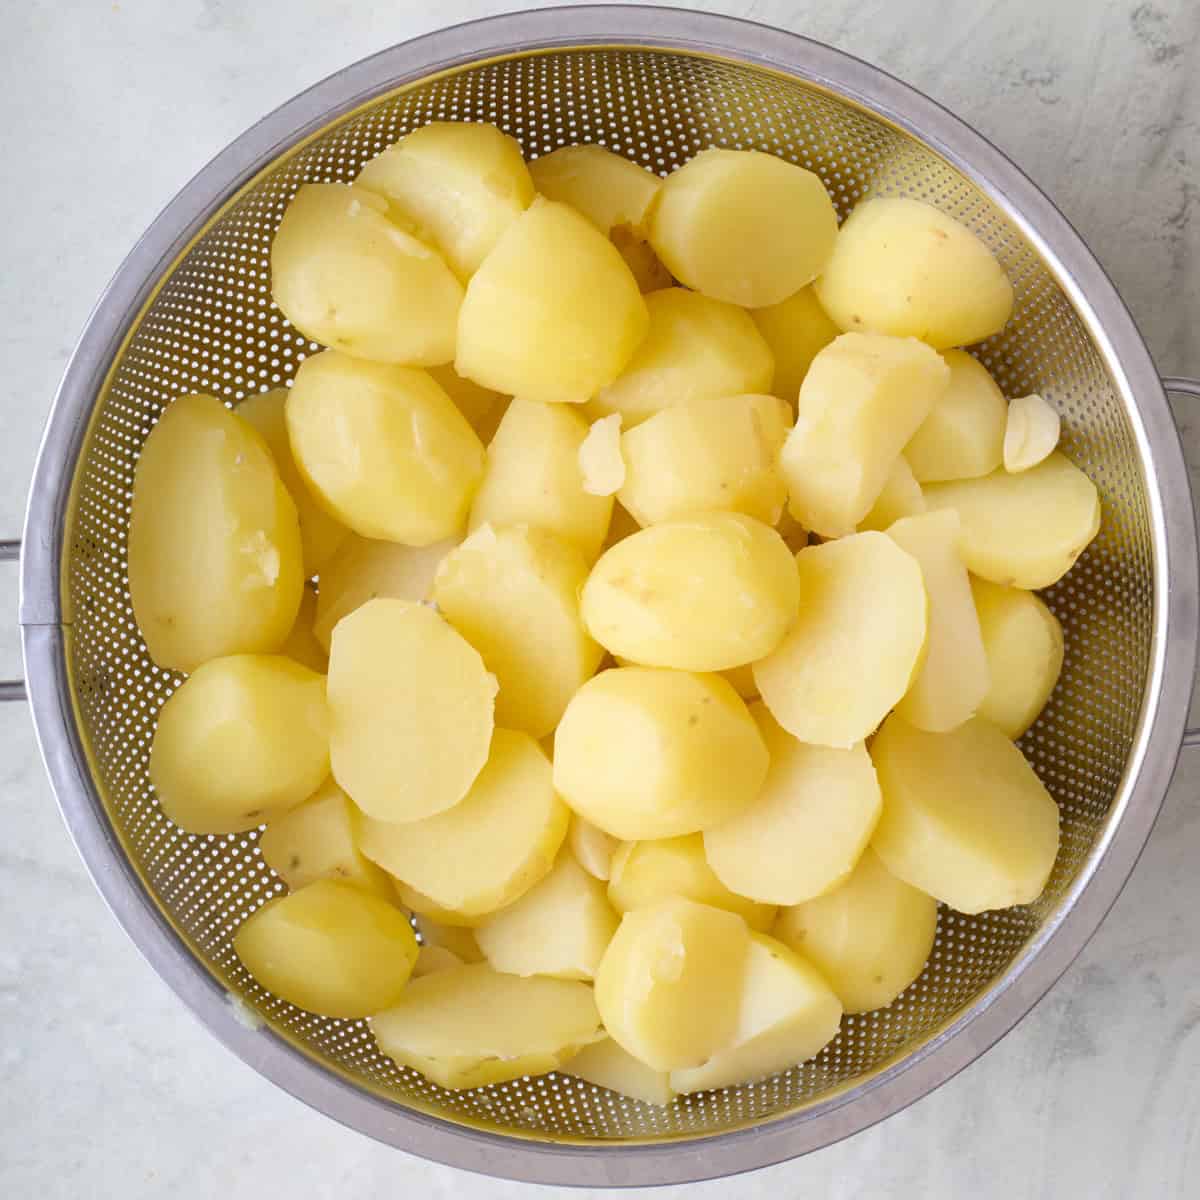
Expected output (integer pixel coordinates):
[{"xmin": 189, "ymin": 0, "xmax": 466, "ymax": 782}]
[
  {"xmin": 569, "ymin": 816, "xmax": 620, "ymax": 882},
  {"xmin": 569, "ymin": 1038, "xmax": 674, "ymax": 1107},
  {"xmin": 751, "ymin": 285, "xmax": 841, "ymax": 404},
  {"xmin": 281, "ymin": 588, "xmax": 327, "ymax": 672},
  {"xmin": 426, "ymin": 364, "xmax": 508, "ymax": 445},
  {"xmin": 579, "ymin": 415, "xmax": 626, "ymax": 497},
  {"xmin": 857, "ymin": 456, "xmax": 925, "ymax": 533}
]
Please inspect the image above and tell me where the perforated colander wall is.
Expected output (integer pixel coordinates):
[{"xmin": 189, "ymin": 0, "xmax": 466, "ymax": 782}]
[{"xmin": 62, "ymin": 48, "xmax": 1152, "ymax": 1140}]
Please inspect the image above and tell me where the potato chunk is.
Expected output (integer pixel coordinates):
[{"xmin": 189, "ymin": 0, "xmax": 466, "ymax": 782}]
[
  {"xmin": 568, "ymin": 815, "xmax": 620, "ymax": 882},
  {"xmin": 814, "ymin": 196, "xmax": 1013, "ymax": 349},
  {"xmin": 150, "ymin": 655, "xmax": 328, "ymax": 835},
  {"xmin": 234, "ymin": 879, "xmax": 418, "ymax": 1018},
  {"xmin": 1004, "ymin": 392, "xmax": 1061, "ymax": 473},
  {"xmin": 751, "ymin": 285, "xmax": 841, "ymax": 404},
  {"xmin": 780, "ymin": 333, "xmax": 949, "ymax": 536},
  {"xmin": 569, "ymin": 1038, "xmax": 674, "ymax": 1107},
  {"xmin": 871, "ymin": 713, "xmax": 1060, "ymax": 913},
  {"xmin": 129, "ymin": 393, "xmax": 303, "ymax": 673},
  {"xmin": 286, "ymin": 351, "xmax": 484, "ymax": 546},
  {"xmin": 578, "ymin": 415, "xmax": 626, "ymax": 497},
  {"xmin": 530, "ymin": 144, "xmax": 660, "ymax": 235},
  {"xmin": 857, "ymin": 456, "xmax": 925, "ymax": 532}
]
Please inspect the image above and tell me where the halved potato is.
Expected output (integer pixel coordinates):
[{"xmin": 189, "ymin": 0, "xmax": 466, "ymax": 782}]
[
  {"xmin": 751, "ymin": 285, "xmax": 841, "ymax": 404},
  {"xmin": 569, "ymin": 1038, "xmax": 674, "ymax": 1107},
  {"xmin": 569, "ymin": 815, "xmax": 620, "ymax": 882},
  {"xmin": 857, "ymin": 456, "xmax": 925, "ymax": 532},
  {"xmin": 281, "ymin": 587, "xmax": 327, "ymax": 673}
]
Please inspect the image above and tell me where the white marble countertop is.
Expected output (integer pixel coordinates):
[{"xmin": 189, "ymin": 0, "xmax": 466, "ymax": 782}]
[{"xmin": 2, "ymin": 1, "xmax": 1198, "ymax": 1196}]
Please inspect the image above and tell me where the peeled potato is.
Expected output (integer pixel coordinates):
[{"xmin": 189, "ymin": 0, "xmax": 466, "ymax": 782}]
[
  {"xmin": 815, "ymin": 196, "xmax": 1013, "ymax": 349},
  {"xmin": 780, "ymin": 333, "xmax": 950, "ymax": 537},
  {"xmin": 396, "ymin": 885, "xmax": 483, "ymax": 929},
  {"xmin": 150, "ymin": 655, "xmax": 328, "ymax": 835},
  {"xmin": 530, "ymin": 144, "xmax": 660, "ymax": 234},
  {"xmin": 923, "ymin": 451, "xmax": 1100, "ymax": 588},
  {"xmin": 234, "ymin": 879, "xmax": 417, "ymax": 1018},
  {"xmin": 129, "ymin": 393, "xmax": 303, "ymax": 673},
  {"xmin": 412, "ymin": 914, "xmax": 484, "ymax": 964},
  {"xmin": 270, "ymin": 182, "xmax": 462, "ymax": 364},
  {"xmin": 286, "ymin": 351, "xmax": 484, "ymax": 546},
  {"xmin": 371, "ymin": 963, "xmax": 602, "ymax": 1090},
  {"xmin": 648, "ymin": 149, "xmax": 838, "ymax": 307},
  {"xmin": 554, "ymin": 667, "xmax": 768, "ymax": 841},
  {"xmin": 456, "ymin": 197, "xmax": 649, "ymax": 403},
  {"xmin": 426, "ymin": 364, "xmax": 508, "ymax": 444},
  {"xmin": 774, "ymin": 848, "xmax": 937, "ymax": 1014},
  {"xmin": 610, "ymin": 223, "xmax": 674, "ymax": 292},
  {"xmin": 751, "ymin": 285, "xmax": 841, "ymax": 404},
  {"xmin": 569, "ymin": 815, "xmax": 620, "ymax": 882},
  {"xmin": 569, "ymin": 1038, "xmax": 674, "ymax": 1107},
  {"xmin": 753, "ymin": 533, "xmax": 927, "ymax": 749},
  {"xmin": 588, "ymin": 287, "xmax": 774, "ymax": 427},
  {"xmin": 1004, "ymin": 392, "xmax": 1061, "ymax": 473},
  {"xmin": 857, "ymin": 456, "xmax": 925, "ymax": 532},
  {"xmin": 327, "ymin": 599, "xmax": 496, "ymax": 823},
  {"xmin": 871, "ymin": 713, "xmax": 1061, "ymax": 913},
  {"xmin": 281, "ymin": 588, "xmax": 327, "ymax": 672},
  {"xmin": 578, "ymin": 415, "xmax": 626, "ymax": 497},
  {"xmin": 971, "ymin": 577, "xmax": 1065, "ymax": 737}
]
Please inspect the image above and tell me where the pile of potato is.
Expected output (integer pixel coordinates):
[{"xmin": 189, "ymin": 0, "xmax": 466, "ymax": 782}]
[{"xmin": 128, "ymin": 120, "xmax": 1097, "ymax": 1104}]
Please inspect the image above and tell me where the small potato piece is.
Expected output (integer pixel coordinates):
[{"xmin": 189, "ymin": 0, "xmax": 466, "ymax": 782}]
[
  {"xmin": 371, "ymin": 963, "xmax": 602, "ymax": 1090},
  {"xmin": 888, "ymin": 511, "xmax": 989, "ymax": 733},
  {"xmin": 569, "ymin": 816, "xmax": 619, "ymax": 882},
  {"xmin": 649, "ymin": 149, "xmax": 838, "ymax": 307},
  {"xmin": 1004, "ymin": 393, "xmax": 1061, "ymax": 473},
  {"xmin": 595, "ymin": 897, "xmax": 750, "ymax": 1070},
  {"xmin": 433, "ymin": 524, "xmax": 603, "ymax": 738},
  {"xmin": 857, "ymin": 456, "xmax": 925, "ymax": 532},
  {"xmin": 608, "ymin": 834, "xmax": 776, "ymax": 932},
  {"xmin": 287, "ymin": 351, "xmax": 484, "ymax": 546},
  {"xmin": 905, "ymin": 351, "xmax": 1007, "ymax": 483},
  {"xmin": 456, "ymin": 197, "xmax": 649, "ymax": 404},
  {"xmin": 554, "ymin": 668, "xmax": 768, "ymax": 840},
  {"xmin": 590, "ymin": 288, "xmax": 774, "ymax": 427},
  {"xmin": 281, "ymin": 588, "xmax": 327, "ymax": 672},
  {"xmin": 704, "ymin": 704, "xmax": 882, "ymax": 906},
  {"xmin": 328, "ymin": 599, "xmax": 496, "ymax": 822},
  {"xmin": 753, "ymin": 533, "xmax": 927, "ymax": 749},
  {"xmin": 426, "ymin": 364, "xmax": 508, "ymax": 444},
  {"xmin": 871, "ymin": 713, "xmax": 1061, "ymax": 913},
  {"xmin": 530, "ymin": 144, "xmax": 660, "ymax": 234},
  {"xmin": 751, "ymin": 285, "xmax": 841, "ymax": 404},
  {"xmin": 670, "ymin": 933, "xmax": 842, "ymax": 1093},
  {"xmin": 781, "ymin": 333, "xmax": 949, "ymax": 537},
  {"xmin": 814, "ymin": 196, "xmax": 1013, "ymax": 349},
  {"xmin": 411, "ymin": 944, "xmax": 464, "ymax": 978},
  {"xmin": 359, "ymin": 729, "xmax": 568, "ymax": 918},
  {"xmin": 774, "ymin": 848, "xmax": 937, "ymax": 1014},
  {"xmin": 579, "ymin": 415, "xmax": 626, "ymax": 497},
  {"xmin": 618, "ymin": 394, "xmax": 791, "ymax": 527},
  {"xmin": 129, "ymin": 393, "xmax": 303, "ymax": 673},
  {"xmin": 150, "ymin": 655, "xmax": 328, "ymax": 835},
  {"xmin": 413, "ymin": 914, "xmax": 484, "ymax": 963},
  {"xmin": 569, "ymin": 1038, "xmax": 674, "ymax": 1107},
  {"xmin": 971, "ymin": 577, "xmax": 1065, "ymax": 738},
  {"xmin": 234, "ymin": 879, "xmax": 418, "ymax": 1018},
  {"xmin": 581, "ymin": 514, "xmax": 799, "ymax": 671},
  {"xmin": 923, "ymin": 451, "xmax": 1100, "ymax": 589},
  {"xmin": 270, "ymin": 183, "xmax": 461, "ymax": 365}
]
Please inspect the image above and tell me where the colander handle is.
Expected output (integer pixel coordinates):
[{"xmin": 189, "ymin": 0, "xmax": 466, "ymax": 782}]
[{"xmin": 0, "ymin": 539, "xmax": 25, "ymax": 702}]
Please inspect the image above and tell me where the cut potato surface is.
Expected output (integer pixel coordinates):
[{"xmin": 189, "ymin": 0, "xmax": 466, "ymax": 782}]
[
  {"xmin": 529, "ymin": 144, "xmax": 660, "ymax": 236},
  {"xmin": 871, "ymin": 713, "xmax": 1060, "ymax": 913},
  {"xmin": 1004, "ymin": 392, "xmax": 1061, "ymax": 473},
  {"xmin": 400, "ymin": 886, "xmax": 484, "ymax": 928},
  {"xmin": 751, "ymin": 285, "xmax": 841, "ymax": 405},
  {"xmin": 281, "ymin": 587, "xmax": 328, "ymax": 673},
  {"xmin": 857, "ymin": 456, "xmax": 925, "ymax": 532},
  {"xmin": 569, "ymin": 816, "xmax": 620, "ymax": 882},
  {"xmin": 569, "ymin": 1038, "xmax": 675, "ymax": 1107},
  {"xmin": 579, "ymin": 414, "xmax": 626, "ymax": 497}
]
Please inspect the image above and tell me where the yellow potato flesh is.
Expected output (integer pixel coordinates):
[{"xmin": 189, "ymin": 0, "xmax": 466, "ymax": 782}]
[
  {"xmin": 397, "ymin": 885, "xmax": 484, "ymax": 929},
  {"xmin": 530, "ymin": 144, "xmax": 660, "ymax": 234},
  {"xmin": 611, "ymin": 225, "xmax": 674, "ymax": 292},
  {"xmin": 426, "ymin": 363, "xmax": 509, "ymax": 445},
  {"xmin": 150, "ymin": 655, "xmax": 328, "ymax": 835},
  {"xmin": 270, "ymin": 183, "xmax": 462, "ymax": 365},
  {"xmin": 281, "ymin": 587, "xmax": 328, "ymax": 673},
  {"xmin": 857, "ymin": 456, "xmax": 925, "ymax": 532},
  {"xmin": 568, "ymin": 815, "xmax": 620, "ymax": 882},
  {"xmin": 412, "ymin": 914, "xmax": 484, "ymax": 963},
  {"xmin": 569, "ymin": 1038, "xmax": 675, "ymax": 1107},
  {"xmin": 751, "ymin": 285, "xmax": 841, "ymax": 404},
  {"xmin": 234, "ymin": 879, "xmax": 417, "ymax": 1018},
  {"xmin": 871, "ymin": 713, "xmax": 1060, "ymax": 913},
  {"xmin": 128, "ymin": 393, "xmax": 303, "ymax": 673},
  {"xmin": 814, "ymin": 196, "xmax": 1013, "ymax": 349},
  {"xmin": 411, "ymin": 944, "xmax": 464, "ymax": 978},
  {"xmin": 286, "ymin": 351, "xmax": 484, "ymax": 546},
  {"xmin": 753, "ymin": 533, "xmax": 927, "ymax": 749},
  {"xmin": 327, "ymin": 599, "xmax": 496, "ymax": 823},
  {"xmin": 579, "ymin": 414, "xmax": 626, "ymax": 497}
]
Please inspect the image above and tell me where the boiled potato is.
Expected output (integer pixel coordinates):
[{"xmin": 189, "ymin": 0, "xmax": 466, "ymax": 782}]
[
  {"xmin": 971, "ymin": 577, "xmax": 1065, "ymax": 737},
  {"xmin": 814, "ymin": 196, "xmax": 1013, "ymax": 349},
  {"xmin": 1004, "ymin": 392, "xmax": 1060, "ymax": 473},
  {"xmin": 589, "ymin": 287, "xmax": 773, "ymax": 427},
  {"xmin": 580, "ymin": 513, "xmax": 799, "ymax": 671},
  {"xmin": 648, "ymin": 149, "xmax": 838, "ymax": 307},
  {"xmin": 234, "ymin": 879, "xmax": 417, "ymax": 1018},
  {"xmin": 270, "ymin": 183, "xmax": 462, "ymax": 364},
  {"xmin": 871, "ymin": 713, "xmax": 1060, "ymax": 913},
  {"xmin": 578, "ymin": 415, "xmax": 626, "ymax": 497},
  {"xmin": 371, "ymin": 963, "xmax": 602, "ymax": 1090},
  {"xmin": 670, "ymin": 932, "xmax": 842, "ymax": 1093},
  {"xmin": 751, "ymin": 285, "xmax": 841, "ymax": 404},
  {"xmin": 286, "ymin": 351, "xmax": 484, "ymax": 546},
  {"xmin": 752, "ymin": 533, "xmax": 926, "ymax": 748},
  {"xmin": 618, "ymin": 393, "xmax": 791, "ymax": 527},
  {"xmin": 780, "ymin": 333, "xmax": 950, "ymax": 536},
  {"xmin": 395, "ymin": 885, "xmax": 484, "ymax": 929},
  {"xmin": 704, "ymin": 704, "xmax": 882, "ymax": 906},
  {"xmin": 610, "ymin": 224, "xmax": 674, "ymax": 292},
  {"xmin": 569, "ymin": 815, "xmax": 620, "ymax": 882},
  {"xmin": 327, "ymin": 599, "xmax": 496, "ymax": 823},
  {"xmin": 595, "ymin": 897, "xmax": 750, "ymax": 1070},
  {"xmin": 411, "ymin": 944, "xmax": 464, "ymax": 978},
  {"xmin": 857, "ymin": 456, "xmax": 925, "ymax": 532},
  {"xmin": 356, "ymin": 121, "xmax": 534, "ymax": 281},
  {"xmin": 412, "ymin": 914, "xmax": 484, "ymax": 963},
  {"xmin": 456, "ymin": 197, "xmax": 648, "ymax": 403},
  {"xmin": 904, "ymin": 351, "xmax": 1007, "ymax": 482},
  {"xmin": 426, "ymin": 363, "xmax": 508, "ymax": 444},
  {"xmin": 923, "ymin": 451, "xmax": 1100, "ymax": 588},
  {"xmin": 888, "ymin": 511, "xmax": 989, "ymax": 733},
  {"xmin": 468, "ymin": 400, "xmax": 613, "ymax": 562},
  {"xmin": 569, "ymin": 1038, "xmax": 674, "ymax": 1107},
  {"xmin": 774, "ymin": 847, "xmax": 937, "ymax": 1014},
  {"xmin": 554, "ymin": 668, "xmax": 768, "ymax": 840},
  {"xmin": 359, "ymin": 729, "xmax": 568, "ymax": 918},
  {"xmin": 129, "ymin": 393, "xmax": 303, "ymax": 673},
  {"xmin": 281, "ymin": 587, "xmax": 327, "ymax": 672},
  {"xmin": 150, "ymin": 655, "xmax": 328, "ymax": 835},
  {"xmin": 530, "ymin": 144, "xmax": 660, "ymax": 234},
  {"xmin": 475, "ymin": 852, "xmax": 618, "ymax": 980},
  {"xmin": 607, "ymin": 834, "xmax": 776, "ymax": 932},
  {"xmin": 433, "ymin": 524, "xmax": 603, "ymax": 738}
]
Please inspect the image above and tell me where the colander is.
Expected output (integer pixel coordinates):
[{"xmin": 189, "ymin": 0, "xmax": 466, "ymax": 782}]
[{"xmin": 7, "ymin": 5, "xmax": 1200, "ymax": 1188}]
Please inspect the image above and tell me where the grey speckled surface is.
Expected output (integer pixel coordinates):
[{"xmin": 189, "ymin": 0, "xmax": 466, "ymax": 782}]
[{"xmin": 1, "ymin": 1, "xmax": 1198, "ymax": 1196}]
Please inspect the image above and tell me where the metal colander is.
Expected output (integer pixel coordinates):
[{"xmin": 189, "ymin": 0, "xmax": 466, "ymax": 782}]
[{"xmin": 12, "ymin": 6, "xmax": 1200, "ymax": 1188}]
